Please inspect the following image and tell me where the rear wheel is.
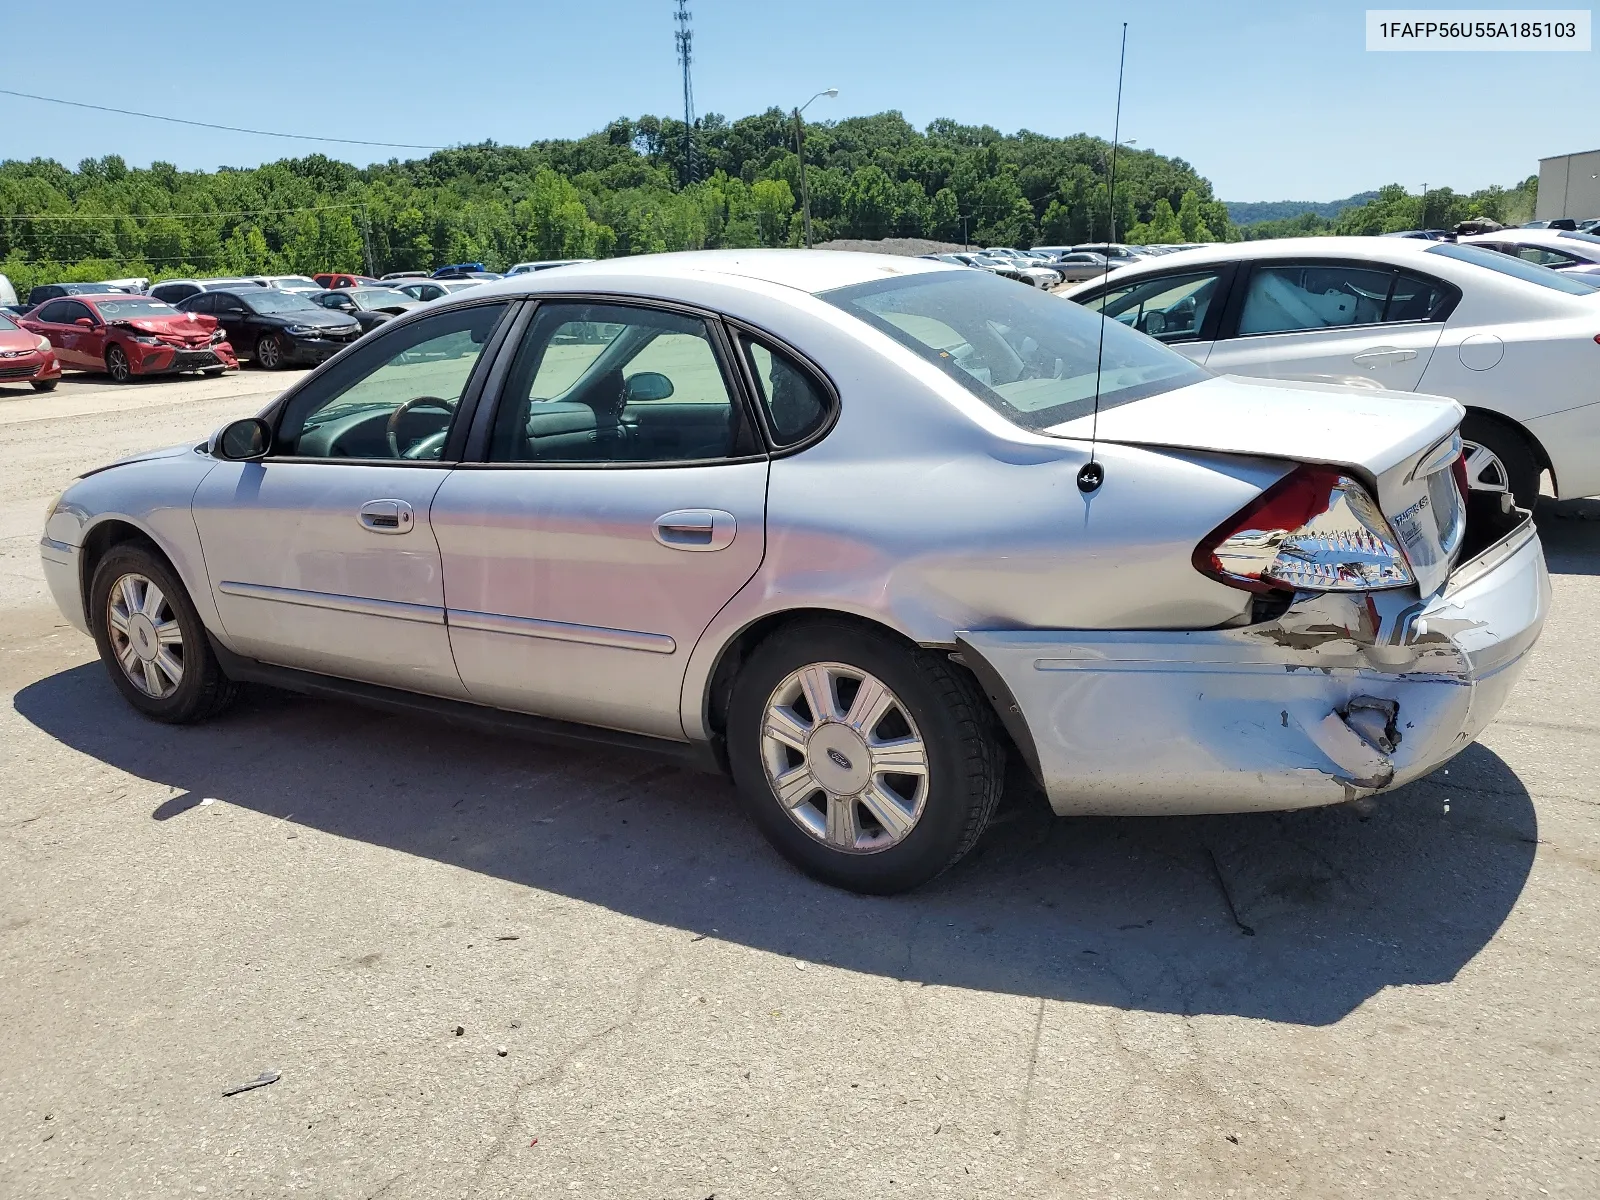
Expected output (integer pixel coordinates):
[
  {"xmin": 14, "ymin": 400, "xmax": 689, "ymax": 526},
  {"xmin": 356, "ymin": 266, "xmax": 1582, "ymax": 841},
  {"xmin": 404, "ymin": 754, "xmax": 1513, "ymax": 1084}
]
[
  {"xmin": 89, "ymin": 544, "xmax": 237, "ymax": 724},
  {"xmin": 31, "ymin": 379, "xmax": 57, "ymax": 393},
  {"xmin": 255, "ymin": 333, "xmax": 284, "ymax": 370},
  {"xmin": 1460, "ymin": 412, "xmax": 1540, "ymax": 511},
  {"xmin": 106, "ymin": 345, "xmax": 133, "ymax": 383},
  {"xmin": 727, "ymin": 620, "xmax": 1003, "ymax": 894}
]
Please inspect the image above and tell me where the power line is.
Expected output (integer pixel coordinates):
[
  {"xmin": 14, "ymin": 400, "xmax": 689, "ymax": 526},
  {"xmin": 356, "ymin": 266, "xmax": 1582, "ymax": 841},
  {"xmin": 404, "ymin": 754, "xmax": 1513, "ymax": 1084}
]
[
  {"xmin": 2, "ymin": 203, "xmax": 370, "ymax": 221},
  {"xmin": 0, "ymin": 88, "xmax": 444, "ymax": 151}
]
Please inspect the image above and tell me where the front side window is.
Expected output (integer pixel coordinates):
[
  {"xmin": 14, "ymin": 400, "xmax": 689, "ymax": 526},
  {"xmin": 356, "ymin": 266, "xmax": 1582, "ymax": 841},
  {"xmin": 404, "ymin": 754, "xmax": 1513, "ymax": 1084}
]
[
  {"xmin": 275, "ymin": 303, "xmax": 508, "ymax": 460},
  {"xmin": 740, "ymin": 335, "xmax": 831, "ymax": 445},
  {"xmin": 823, "ymin": 269, "xmax": 1207, "ymax": 431},
  {"xmin": 488, "ymin": 302, "xmax": 748, "ymax": 464},
  {"xmin": 1078, "ymin": 270, "xmax": 1222, "ymax": 342}
]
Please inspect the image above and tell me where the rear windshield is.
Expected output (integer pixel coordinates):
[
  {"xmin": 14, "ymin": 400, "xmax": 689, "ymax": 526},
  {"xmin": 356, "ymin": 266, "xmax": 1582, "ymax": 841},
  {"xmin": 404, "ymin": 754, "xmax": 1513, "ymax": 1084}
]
[
  {"xmin": 94, "ymin": 298, "xmax": 180, "ymax": 318},
  {"xmin": 1426, "ymin": 242, "xmax": 1599, "ymax": 295},
  {"xmin": 821, "ymin": 269, "xmax": 1208, "ymax": 430}
]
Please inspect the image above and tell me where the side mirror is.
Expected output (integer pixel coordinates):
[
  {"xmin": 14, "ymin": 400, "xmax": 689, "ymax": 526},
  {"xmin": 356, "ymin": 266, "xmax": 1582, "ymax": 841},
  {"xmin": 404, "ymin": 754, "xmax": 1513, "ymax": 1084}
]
[
  {"xmin": 623, "ymin": 371, "xmax": 675, "ymax": 402},
  {"xmin": 212, "ymin": 417, "xmax": 273, "ymax": 461},
  {"xmin": 75, "ymin": 317, "xmax": 95, "ymax": 329}
]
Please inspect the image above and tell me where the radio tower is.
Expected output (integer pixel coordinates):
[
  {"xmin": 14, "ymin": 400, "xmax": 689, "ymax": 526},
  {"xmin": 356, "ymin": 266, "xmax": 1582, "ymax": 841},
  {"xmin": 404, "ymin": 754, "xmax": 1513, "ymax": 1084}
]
[{"xmin": 674, "ymin": 0, "xmax": 696, "ymax": 185}]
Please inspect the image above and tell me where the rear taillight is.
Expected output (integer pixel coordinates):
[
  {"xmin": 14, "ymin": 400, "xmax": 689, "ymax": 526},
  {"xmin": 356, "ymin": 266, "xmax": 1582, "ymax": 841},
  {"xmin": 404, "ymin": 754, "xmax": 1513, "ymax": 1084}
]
[
  {"xmin": 1195, "ymin": 465, "xmax": 1415, "ymax": 593},
  {"xmin": 1451, "ymin": 451, "xmax": 1470, "ymax": 505}
]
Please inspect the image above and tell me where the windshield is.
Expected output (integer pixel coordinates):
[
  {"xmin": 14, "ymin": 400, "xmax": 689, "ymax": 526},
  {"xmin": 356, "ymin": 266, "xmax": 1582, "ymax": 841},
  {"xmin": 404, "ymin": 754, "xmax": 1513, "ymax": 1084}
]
[
  {"xmin": 822, "ymin": 269, "xmax": 1208, "ymax": 431},
  {"xmin": 351, "ymin": 289, "xmax": 415, "ymax": 310},
  {"xmin": 241, "ymin": 290, "xmax": 322, "ymax": 314},
  {"xmin": 1426, "ymin": 242, "xmax": 1599, "ymax": 295},
  {"xmin": 93, "ymin": 298, "xmax": 181, "ymax": 318}
]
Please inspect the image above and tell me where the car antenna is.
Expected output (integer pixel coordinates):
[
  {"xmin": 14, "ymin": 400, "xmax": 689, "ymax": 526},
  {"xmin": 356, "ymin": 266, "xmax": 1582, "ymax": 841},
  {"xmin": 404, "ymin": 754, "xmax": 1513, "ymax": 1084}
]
[{"xmin": 1079, "ymin": 21, "xmax": 1128, "ymax": 496}]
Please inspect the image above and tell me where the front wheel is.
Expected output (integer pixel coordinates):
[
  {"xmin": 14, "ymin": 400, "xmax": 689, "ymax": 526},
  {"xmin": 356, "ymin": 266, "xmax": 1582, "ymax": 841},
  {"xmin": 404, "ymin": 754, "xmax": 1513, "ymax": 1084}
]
[
  {"xmin": 31, "ymin": 379, "xmax": 58, "ymax": 393},
  {"xmin": 727, "ymin": 620, "xmax": 1004, "ymax": 894},
  {"xmin": 89, "ymin": 544, "xmax": 238, "ymax": 724},
  {"xmin": 106, "ymin": 345, "xmax": 133, "ymax": 383},
  {"xmin": 255, "ymin": 333, "xmax": 284, "ymax": 370}
]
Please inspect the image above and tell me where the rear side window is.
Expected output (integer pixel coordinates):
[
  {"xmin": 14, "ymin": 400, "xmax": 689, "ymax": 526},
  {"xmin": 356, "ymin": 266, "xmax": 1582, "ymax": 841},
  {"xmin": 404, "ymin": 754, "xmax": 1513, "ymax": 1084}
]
[
  {"xmin": 1238, "ymin": 263, "xmax": 1455, "ymax": 334},
  {"xmin": 739, "ymin": 335, "xmax": 831, "ymax": 445},
  {"xmin": 35, "ymin": 300, "xmax": 75, "ymax": 323}
]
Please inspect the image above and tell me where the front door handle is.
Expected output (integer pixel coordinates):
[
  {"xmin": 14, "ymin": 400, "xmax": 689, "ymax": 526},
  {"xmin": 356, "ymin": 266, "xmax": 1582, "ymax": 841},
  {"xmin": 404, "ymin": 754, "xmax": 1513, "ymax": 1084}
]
[
  {"xmin": 653, "ymin": 509, "xmax": 736, "ymax": 552},
  {"xmin": 1353, "ymin": 346, "xmax": 1417, "ymax": 368},
  {"xmin": 358, "ymin": 498, "xmax": 414, "ymax": 534}
]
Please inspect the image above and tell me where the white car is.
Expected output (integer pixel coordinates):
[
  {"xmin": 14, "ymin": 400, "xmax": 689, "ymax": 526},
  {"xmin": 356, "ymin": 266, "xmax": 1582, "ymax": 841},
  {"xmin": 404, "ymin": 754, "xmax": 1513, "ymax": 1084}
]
[
  {"xmin": 505, "ymin": 259, "xmax": 594, "ymax": 276},
  {"xmin": 1458, "ymin": 228, "xmax": 1600, "ymax": 278},
  {"xmin": 1062, "ymin": 236, "xmax": 1600, "ymax": 507}
]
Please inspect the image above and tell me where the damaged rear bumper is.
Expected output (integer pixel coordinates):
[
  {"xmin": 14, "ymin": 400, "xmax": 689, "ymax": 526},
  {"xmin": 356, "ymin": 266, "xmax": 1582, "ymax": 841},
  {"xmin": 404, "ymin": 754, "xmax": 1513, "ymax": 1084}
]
[{"xmin": 958, "ymin": 512, "xmax": 1549, "ymax": 816}]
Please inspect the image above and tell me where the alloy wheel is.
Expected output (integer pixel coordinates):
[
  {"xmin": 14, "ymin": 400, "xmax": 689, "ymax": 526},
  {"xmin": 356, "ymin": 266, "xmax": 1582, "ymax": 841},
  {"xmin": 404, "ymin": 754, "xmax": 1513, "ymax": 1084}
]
[
  {"xmin": 106, "ymin": 572, "xmax": 184, "ymax": 699},
  {"xmin": 257, "ymin": 335, "xmax": 282, "ymax": 369},
  {"xmin": 1461, "ymin": 439, "xmax": 1510, "ymax": 494},
  {"xmin": 760, "ymin": 662, "xmax": 930, "ymax": 853},
  {"xmin": 107, "ymin": 347, "xmax": 131, "ymax": 383}
]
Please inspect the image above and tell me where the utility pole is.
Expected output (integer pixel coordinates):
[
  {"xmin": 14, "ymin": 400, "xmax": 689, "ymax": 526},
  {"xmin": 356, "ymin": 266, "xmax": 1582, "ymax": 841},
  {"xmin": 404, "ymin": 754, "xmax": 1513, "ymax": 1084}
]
[
  {"xmin": 360, "ymin": 205, "xmax": 375, "ymax": 277},
  {"xmin": 674, "ymin": 0, "xmax": 696, "ymax": 187},
  {"xmin": 792, "ymin": 88, "xmax": 837, "ymax": 248}
]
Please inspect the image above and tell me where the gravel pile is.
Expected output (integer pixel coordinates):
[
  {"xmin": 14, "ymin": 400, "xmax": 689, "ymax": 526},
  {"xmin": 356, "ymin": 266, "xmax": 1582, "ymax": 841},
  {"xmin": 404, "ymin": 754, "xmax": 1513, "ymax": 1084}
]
[{"xmin": 812, "ymin": 237, "xmax": 968, "ymax": 257}]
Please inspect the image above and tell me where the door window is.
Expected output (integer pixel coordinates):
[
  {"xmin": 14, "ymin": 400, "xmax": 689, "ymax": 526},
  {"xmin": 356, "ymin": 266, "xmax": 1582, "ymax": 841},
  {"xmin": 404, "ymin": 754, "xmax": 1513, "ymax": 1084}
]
[
  {"xmin": 1236, "ymin": 263, "xmax": 1453, "ymax": 335},
  {"xmin": 1078, "ymin": 271, "xmax": 1222, "ymax": 342},
  {"xmin": 53, "ymin": 300, "xmax": 95, "ymax": 326},
  {"xmin": 274, "ymin": 302, "xmax": 508, "ymax": 460},
  {"xmin": 34, "ymin": 300, "xmax": 77, "ymax": 324},
  {"xmin": 488, "ymin": 302, "xmax": 751, "ymax": 463},
  {"xmin": 739, "ymin": 335, "xmax": 831, "ymax": 445},
  {"xmin": 184, "ymin": 293, "xmax": 217, "ymax": 314},
  {"xmin": 1513, "ymin": 245, "xmax": 1583, "ymax": 268}
]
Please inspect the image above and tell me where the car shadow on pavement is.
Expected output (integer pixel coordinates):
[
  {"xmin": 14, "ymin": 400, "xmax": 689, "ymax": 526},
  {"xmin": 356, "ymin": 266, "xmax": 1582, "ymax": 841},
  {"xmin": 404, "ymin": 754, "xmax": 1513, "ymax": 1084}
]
[
  {"xmin": 1538, "ymin": 499, "xmax": 1600, "ymax": 576},
  {"xmin": 15, "ymin": 663, "xmax": 1538, "ymax": 1027}
]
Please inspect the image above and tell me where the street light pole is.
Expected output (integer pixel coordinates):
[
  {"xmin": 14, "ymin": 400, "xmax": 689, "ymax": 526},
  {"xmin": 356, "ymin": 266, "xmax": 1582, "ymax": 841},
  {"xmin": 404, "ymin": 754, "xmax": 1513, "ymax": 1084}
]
[{"xmin": 793, "ymin": 88, "xmax": 838, "ymax": 248}]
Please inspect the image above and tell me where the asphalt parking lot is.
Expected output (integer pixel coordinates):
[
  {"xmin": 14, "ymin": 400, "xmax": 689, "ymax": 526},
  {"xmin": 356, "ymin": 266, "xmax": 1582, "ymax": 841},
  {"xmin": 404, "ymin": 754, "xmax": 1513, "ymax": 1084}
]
[{"xmin": 2, "ymin": 369, "xmax": 1598, "ymax": 1199}]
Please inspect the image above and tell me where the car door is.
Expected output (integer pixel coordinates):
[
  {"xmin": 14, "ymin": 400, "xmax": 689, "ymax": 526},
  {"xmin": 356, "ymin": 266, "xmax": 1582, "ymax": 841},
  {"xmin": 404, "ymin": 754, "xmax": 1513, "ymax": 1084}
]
[
  {"xmin": 23, "ymin": 300, "xmax": 79, "ymax": 365},
  {"xmin": 49, "ymin": 300, "xmax": 101, "ymax": 369},
  {"xmin": 1201, "ymin": 259, "xmax": 1456, "ymax": 391},
  {"xmin": 1074, "ymin": 267, "xmax": 1233, "ymax": 366},
  {"xmin": 430, "ymin": 299, "xmax": 771, "ymax": 740},
  {"xmin": 207, "ymin": 293, "xmax": 254, "ymax": 350},
  {"xmin": 191, "ymin": 300, "xmax": 514, "ymax": 695}
]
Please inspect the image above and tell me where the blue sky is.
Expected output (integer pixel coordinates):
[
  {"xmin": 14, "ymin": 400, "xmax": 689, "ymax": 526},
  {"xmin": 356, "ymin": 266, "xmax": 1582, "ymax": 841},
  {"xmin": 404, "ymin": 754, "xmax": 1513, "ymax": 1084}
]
[{"xmin": 3, "ymin": 0, "xmax": 1594, "ymax": 201}]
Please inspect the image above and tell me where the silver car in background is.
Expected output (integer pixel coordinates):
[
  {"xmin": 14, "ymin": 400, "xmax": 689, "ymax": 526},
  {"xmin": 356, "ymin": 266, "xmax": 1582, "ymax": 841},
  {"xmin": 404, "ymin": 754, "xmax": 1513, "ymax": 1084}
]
[{"xmin": 40, "ymin": 251, "xmax": 1548, "ymax": 893}]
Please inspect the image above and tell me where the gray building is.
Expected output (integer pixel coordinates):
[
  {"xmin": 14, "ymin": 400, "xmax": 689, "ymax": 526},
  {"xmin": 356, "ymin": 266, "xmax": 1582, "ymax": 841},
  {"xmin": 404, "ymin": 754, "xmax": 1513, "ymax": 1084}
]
[{"xmin": 1536, "ymin": 150, "xmax": 1600, "ymax": 221}]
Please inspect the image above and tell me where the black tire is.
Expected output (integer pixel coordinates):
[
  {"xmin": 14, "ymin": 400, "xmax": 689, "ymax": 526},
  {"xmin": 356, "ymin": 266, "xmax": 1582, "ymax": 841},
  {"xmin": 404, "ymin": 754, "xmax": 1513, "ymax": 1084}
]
[
  {"xmin": 727, "ymin": 620, "xmax": 1004, "ymax": 894},
  {"xmin": 255, "ymin": 333, "xmax": 283, "ymax": 370},
  {"xmin": 203, "ymin": 366, "xmax": 227, "ymax": 377},
  {"xmin": 89, "ymin": 543, "xmax": 238, "ymax": 724},
  {"xmin": 31, "ymin": 379, "xmax": 58, "ymax": 392},
  {"xmin": 1460, "ymin": 412, "xmax": 1540, "ymax": 511},
  {"xmin": 106, "ymin": 345, "xmax": 133, "ymax": 383}
]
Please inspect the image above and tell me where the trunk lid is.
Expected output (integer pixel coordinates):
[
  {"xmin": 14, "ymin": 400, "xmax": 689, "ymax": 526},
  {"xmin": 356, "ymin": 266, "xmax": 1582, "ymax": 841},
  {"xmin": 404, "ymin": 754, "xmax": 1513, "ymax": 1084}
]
[{"xmin": 1045, "ymin": 374, "xmax": 1468, "ymax": 595}]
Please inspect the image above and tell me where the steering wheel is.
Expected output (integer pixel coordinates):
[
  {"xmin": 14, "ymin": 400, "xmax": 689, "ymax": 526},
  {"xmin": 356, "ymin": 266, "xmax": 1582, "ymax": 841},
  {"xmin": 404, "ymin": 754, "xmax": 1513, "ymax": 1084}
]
[{"xmin": 386, "ymin": 396, "xmax": 454, "ymax": 459}]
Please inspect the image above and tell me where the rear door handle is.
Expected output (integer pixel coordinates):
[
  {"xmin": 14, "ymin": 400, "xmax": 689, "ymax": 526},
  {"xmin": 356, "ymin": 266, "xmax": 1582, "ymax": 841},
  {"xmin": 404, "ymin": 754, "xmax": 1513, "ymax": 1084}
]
[
  {"xmin": 653, "ymin": 509, "xmax": 736, "ymax": 552},
  {"xmin": 1353, "ymin": 347, "xmax": 1417, "ymax": 367},
  {"xmin": 358, "ymin": 498, "xmax": 414, "ymax": 534}
]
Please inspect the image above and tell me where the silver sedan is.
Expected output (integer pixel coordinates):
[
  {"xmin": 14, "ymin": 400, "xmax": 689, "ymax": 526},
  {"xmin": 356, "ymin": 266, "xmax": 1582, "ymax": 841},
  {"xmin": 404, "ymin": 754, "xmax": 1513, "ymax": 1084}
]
[{"xmin": 39, "ymin": 251, "xmax": 1549, "ymax": 893}]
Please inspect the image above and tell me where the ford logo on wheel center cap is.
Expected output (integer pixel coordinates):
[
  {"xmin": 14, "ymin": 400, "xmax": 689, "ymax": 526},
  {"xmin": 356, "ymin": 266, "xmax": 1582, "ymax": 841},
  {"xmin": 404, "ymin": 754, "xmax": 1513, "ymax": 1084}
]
[{"xmin": 826, "ymin": 748, "xmax": 853, "ymax": 771}]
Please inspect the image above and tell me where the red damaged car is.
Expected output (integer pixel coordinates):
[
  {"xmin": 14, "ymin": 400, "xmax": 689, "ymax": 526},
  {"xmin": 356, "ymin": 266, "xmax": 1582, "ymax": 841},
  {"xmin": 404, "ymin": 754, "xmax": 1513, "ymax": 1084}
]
[
  {"xmin": 0, "ymin": 310, "xmax": 62, "ymax": 392},
  {"xmin": 20, "ymin": 293, "xmax": 237, "ymax": 383}
]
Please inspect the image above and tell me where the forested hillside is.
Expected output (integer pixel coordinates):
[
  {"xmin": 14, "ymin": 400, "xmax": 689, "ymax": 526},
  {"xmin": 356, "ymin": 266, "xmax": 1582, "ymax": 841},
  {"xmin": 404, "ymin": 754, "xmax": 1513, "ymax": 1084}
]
[
  {"xmin": 1238, "ymin": 178, "xmax": 1539, "ymax": 240},
  {"xmin": 1224, "ymin": 192, "xmax": 1379, "ymax": 225},
  {"xmin": 0, "ymin": 110, "xmax": 1236, "ymax": 292}
]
